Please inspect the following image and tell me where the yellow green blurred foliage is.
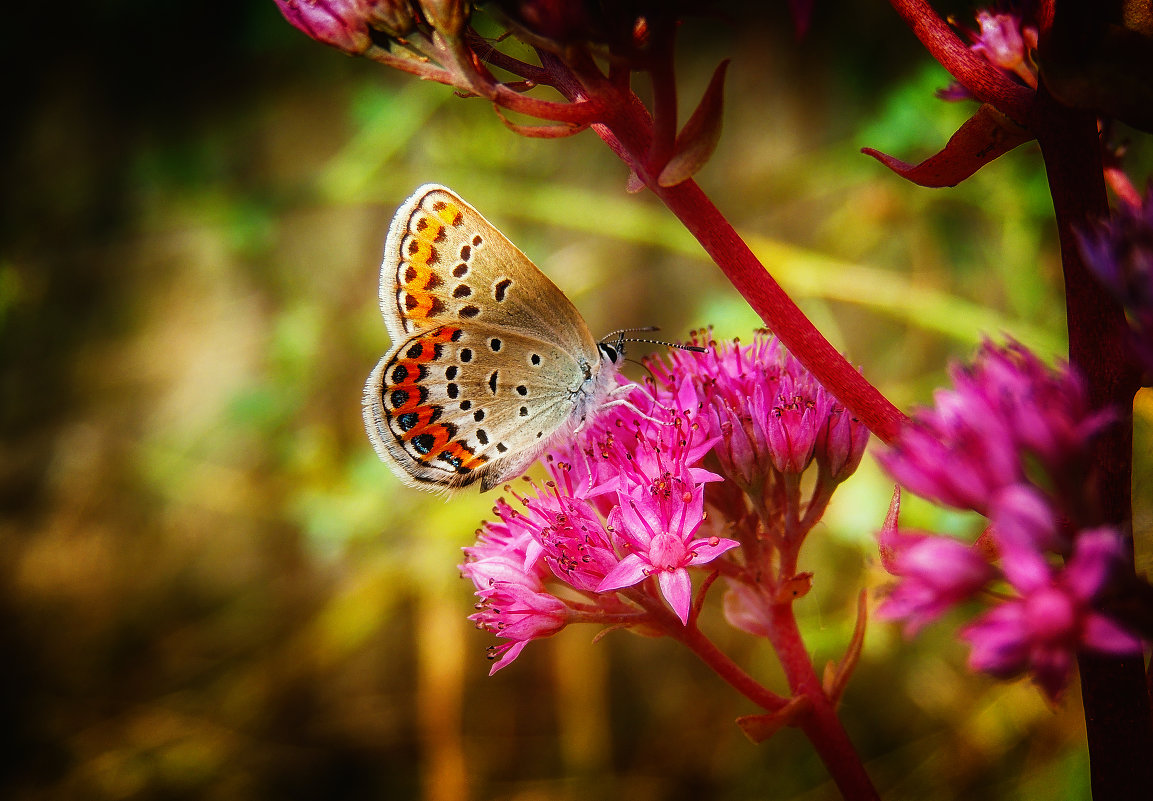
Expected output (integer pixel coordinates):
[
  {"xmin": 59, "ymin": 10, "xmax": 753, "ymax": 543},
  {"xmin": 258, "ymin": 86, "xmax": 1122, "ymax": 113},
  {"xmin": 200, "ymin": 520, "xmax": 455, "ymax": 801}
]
[{"xmin": 1, "ymin": 2, "xmax": 1150, "ymax": 800}]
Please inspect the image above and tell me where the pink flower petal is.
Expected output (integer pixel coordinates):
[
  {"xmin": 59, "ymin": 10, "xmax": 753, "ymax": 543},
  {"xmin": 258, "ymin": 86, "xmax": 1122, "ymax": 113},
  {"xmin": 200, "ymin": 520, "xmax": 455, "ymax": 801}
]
[
  {"xmin": 488, "ymin": 641, "xmax": 529, "ymax": 675},
  {"xmin": 658, "ymin": 568, "xmax": 694, "ymax": 625},
  {"xmin": 1082, "ymin": 612, "xmax": 1144, "ymax": 655},
  {"xmin": 596, "ymin": 553, "xmax": 649, "ymax": 593},
  {"xmin": 686, "ymin": 536, "xmax": 740, "ymax": 565}
]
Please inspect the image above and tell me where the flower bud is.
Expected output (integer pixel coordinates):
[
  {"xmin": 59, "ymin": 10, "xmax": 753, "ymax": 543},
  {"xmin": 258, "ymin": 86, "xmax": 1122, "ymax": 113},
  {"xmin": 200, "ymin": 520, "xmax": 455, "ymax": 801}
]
[
  {"xmin": 275, "ymin": 0, "xmax": 373, "ymax": 55},
  {"xmin": 816, "ymin": 407, "xmax": 869, "ymax": 484},
  {"xmin": 419, "ymin": 0, "xmax": 469, "ymax": 37},
  {"xmin": 366, "ymin": 0, "xmax": 416, "ymax": 37}
]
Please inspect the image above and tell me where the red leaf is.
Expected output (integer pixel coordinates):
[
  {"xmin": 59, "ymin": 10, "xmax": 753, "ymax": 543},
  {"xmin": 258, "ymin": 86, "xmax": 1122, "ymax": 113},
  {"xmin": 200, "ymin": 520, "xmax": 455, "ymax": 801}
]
[
  {"xmin": 658, "ymin": 60, "xmax": 729, "ymax": 188},
  {"xmin": 862, "ymin": 103, "xmax": 1033, "ymax": 187}
]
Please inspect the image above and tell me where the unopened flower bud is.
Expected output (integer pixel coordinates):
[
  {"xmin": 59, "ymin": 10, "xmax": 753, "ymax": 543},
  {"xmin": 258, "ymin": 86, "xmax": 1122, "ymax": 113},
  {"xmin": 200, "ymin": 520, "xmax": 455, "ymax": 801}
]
[
  {"xmin": 973, "ymin": 11, "xmax": 1029, "ymax": 71},
  {"xmin": 275, "ymin": 0, "xmax": 373, "ymax": 54},
  {"xmin": 817, "ymin": 407, "xmax": 869, "ymax": 484},
  {"xmin": 419, "ymin": 0, "xmax": 469, "ymax": 37},
  {"xmin": 366, "ymin": 0, "xmax": 416, "ymax": 37}
]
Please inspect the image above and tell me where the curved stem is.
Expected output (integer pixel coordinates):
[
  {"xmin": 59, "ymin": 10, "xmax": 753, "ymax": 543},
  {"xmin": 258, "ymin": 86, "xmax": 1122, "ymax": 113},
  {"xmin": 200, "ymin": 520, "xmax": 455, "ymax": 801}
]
[{"xmin": 630, "ymin": 591, "xmax": 787, "ymax": 712}]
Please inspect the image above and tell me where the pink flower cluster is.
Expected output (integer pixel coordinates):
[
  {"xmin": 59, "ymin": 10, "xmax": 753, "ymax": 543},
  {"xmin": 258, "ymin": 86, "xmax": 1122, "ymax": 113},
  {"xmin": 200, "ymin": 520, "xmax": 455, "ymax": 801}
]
[
  {"xmin": 877, "ymin": 341, "xmax": 1141, "ymax": 699},
  {"xmin": 938, "ymin": 7, "xmax": 1039, "ymax": 101},
  {"xmin": 647, "ymin": 330, "xmax": 869, "ymax": 491},
  {"xmin": 879, "ymin": 341, "xmax": 1111, "ymax": 515},
  {"xmin": 460, "ymin": 375, "xmax": 736, "ymax": 673},
  {"xmin": 460, "ymin": 332, "xmax": 869, "ymax": 673}
]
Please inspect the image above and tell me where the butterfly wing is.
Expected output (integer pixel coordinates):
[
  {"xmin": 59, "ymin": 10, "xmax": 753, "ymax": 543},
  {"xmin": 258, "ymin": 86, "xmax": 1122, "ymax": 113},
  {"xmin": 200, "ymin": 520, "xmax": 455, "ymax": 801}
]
[
  {"xmin": 379, "ymin": 184, "xmax": 598, "ymax": 358},
  {"xmin": 364, "ymin": 322, "xmax": 601, "ymax": 491},
  {"xmin": 366, "ymin": 184, "xmax": 608, "ymax": 491}
]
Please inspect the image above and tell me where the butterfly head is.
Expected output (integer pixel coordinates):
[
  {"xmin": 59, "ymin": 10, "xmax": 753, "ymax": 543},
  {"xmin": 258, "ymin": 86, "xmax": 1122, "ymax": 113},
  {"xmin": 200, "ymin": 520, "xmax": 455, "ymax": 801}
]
[{"xmin": 597, "ymin": 341, "xmax": 622, "ymax": 365}]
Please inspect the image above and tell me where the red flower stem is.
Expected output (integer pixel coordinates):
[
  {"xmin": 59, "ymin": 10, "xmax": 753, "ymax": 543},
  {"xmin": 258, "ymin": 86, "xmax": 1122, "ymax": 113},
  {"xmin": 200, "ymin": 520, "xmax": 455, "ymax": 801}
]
[
  {"xmin": 646, "ymin": 17, "xmax": 678, "ymax": 169},
  {"xmin": 547, "ymin": 68, "xmax": 906, "ymax": 441},
  {"xmin": 364, "ymin": 43, "xmax": 456, "ymax": 83},
  {"xmin": 1033, "ymin": 89, "xmax": 1153, "ymax": 801},
  {"xmin": 765, "ymin": 601, "xmax": 880, "ymax": 801},
  {"xmin": 629, "ymin": 591, "xmax": 787, "ymax": 712},
  {"xmin": 651, "ymin": 178, "xmax": 906, "ymax": 442}
]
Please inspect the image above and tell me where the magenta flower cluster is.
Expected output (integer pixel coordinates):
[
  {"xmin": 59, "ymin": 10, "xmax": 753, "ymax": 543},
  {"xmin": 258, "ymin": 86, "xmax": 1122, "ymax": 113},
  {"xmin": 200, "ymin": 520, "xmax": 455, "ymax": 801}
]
[
  {"xmin": 460, "ymin": 374, "xmax": 736, "ymax": 673},
  {"xmin": 876, "ymin": 341, "xmax": 1141, "ymax": 699},
  {"xmin": 938, "ymin": 8, "xmax": 1038, "ymax": 101},
  {"xmin": 460, "ymin": 332, "xmax": 869, "ymax": 673},
  {"xmin": 647, "ymin": 330, "xmax": 870, "ymax": 492}
]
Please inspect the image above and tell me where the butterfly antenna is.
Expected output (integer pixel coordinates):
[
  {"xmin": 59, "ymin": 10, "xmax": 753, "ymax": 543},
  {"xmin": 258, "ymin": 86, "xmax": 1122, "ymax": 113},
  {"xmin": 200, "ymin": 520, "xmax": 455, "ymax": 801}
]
[
  {"xmin": 600, "ymin": 327, "xmax": 708, "ymax": 354},
  {"xmin": 620, "ymin": 337, "xmax": 709, "ymax": 354},
  {"xmin": 600, "ymin": 326, "xmax": 659, "ymax": 343}
]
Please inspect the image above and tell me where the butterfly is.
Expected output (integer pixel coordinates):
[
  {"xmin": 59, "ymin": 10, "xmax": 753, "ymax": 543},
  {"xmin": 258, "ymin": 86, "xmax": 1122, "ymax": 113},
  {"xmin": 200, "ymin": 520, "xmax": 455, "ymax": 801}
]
[{"xmin": 363, "ymin": 185, "xmax": 625, "ymax": 492}]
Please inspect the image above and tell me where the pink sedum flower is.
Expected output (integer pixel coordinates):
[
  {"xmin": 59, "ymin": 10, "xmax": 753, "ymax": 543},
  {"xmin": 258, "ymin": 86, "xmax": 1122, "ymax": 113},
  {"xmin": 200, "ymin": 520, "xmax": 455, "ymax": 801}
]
[
  {"xmin": 817, "ymin": 406, "xmax": 871, "ymax": 484},
  {"xmin": 972, "ymin": 11, "xmax": 1037, "ymax": 77},
  {"xmin": 276, "ymin": 0, "xmax": 419, "ymax": 53},
  {"xmin": 598, "ymin": 487, "xmax": 738, "ymax": 624},
  {"xmin": 463, "ymin": 333, "xmax": 866, "ymax": 671},
  {"xmin": 646, "ymin": 330, "xmax": 869, "ymax": 490},
  {"xmin": 876, "ymin": 492, "xmax": 995, "ymax": 634},
  {"xmin": 962, "ymin": 528, "xmax": 1142, "ymax": 700},
  {"xmin": 940, "ymin": 8, "xmax": 1039, "ymax": 99},
  {"xmin": 471, "ymin": 581, "xmax": 571, "ymax": 674},
  {"xmin": 879, "ymin": 340, "xmax": 1107, "ymax": 515},
  {"xmin": 461, "ymin": 372, "xmax": 732, "ymax": 670}
]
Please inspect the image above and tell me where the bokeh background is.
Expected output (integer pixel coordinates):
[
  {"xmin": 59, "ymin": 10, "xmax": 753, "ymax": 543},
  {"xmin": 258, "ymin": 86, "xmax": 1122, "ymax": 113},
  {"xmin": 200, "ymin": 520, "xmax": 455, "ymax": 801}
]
[{"xmin": 3, "ymin": 2, "xmax": 1151, "ymax": 800}]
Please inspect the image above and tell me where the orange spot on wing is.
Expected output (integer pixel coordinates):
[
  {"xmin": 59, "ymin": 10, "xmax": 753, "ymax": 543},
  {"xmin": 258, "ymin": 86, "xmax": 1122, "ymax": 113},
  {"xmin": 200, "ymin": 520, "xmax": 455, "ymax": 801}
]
[
  {"xmin": 434, "ymin": 440, "xmax": 487, "ymax": 473},
  {"xmin": 431, "ymin": 200, "xmax": 463, "ymax": 228},
  {"xmin": 404, "ymin": 292, "xmax": 436, "ymax": 320},
  {"xmin": 385, "ymin": 326, "xmax": 475, "ymax": 472},
  {"xmin": 401, "ymin": 240, "xmax": 447, "ymax": 322}
]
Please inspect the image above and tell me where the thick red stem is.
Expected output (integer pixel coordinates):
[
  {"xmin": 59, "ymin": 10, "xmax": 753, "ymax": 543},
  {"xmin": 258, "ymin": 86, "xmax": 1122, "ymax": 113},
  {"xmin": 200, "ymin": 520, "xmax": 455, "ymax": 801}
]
[
  {"xmin": 766, "ymin": 602, "xmax": 880, "ymax": 801},
  {"xmin": 631, "ymin": 591, "xmax": 786, "ymax": 712},
  {"xmin": 651, "ymin": 179, "xmax": 906, "ymax": 442},
  {"xmin": 1033, "ymin": 88, "xmax": 1152, "ymax": 801}
]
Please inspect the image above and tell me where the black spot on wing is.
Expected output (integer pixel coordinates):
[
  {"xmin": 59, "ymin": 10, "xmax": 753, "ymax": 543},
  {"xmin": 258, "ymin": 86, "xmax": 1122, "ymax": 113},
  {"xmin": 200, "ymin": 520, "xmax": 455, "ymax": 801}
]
[{"xmin": 397, "ymin": 412, "xmax": 419, "ymax": 431}]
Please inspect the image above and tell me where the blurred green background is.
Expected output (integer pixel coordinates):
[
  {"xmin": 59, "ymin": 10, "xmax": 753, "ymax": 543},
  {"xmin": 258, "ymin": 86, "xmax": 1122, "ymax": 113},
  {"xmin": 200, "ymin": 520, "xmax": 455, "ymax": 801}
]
[{"xmin": 2, "ymin": 2, "xmax": 1150, "ymax": 800}]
